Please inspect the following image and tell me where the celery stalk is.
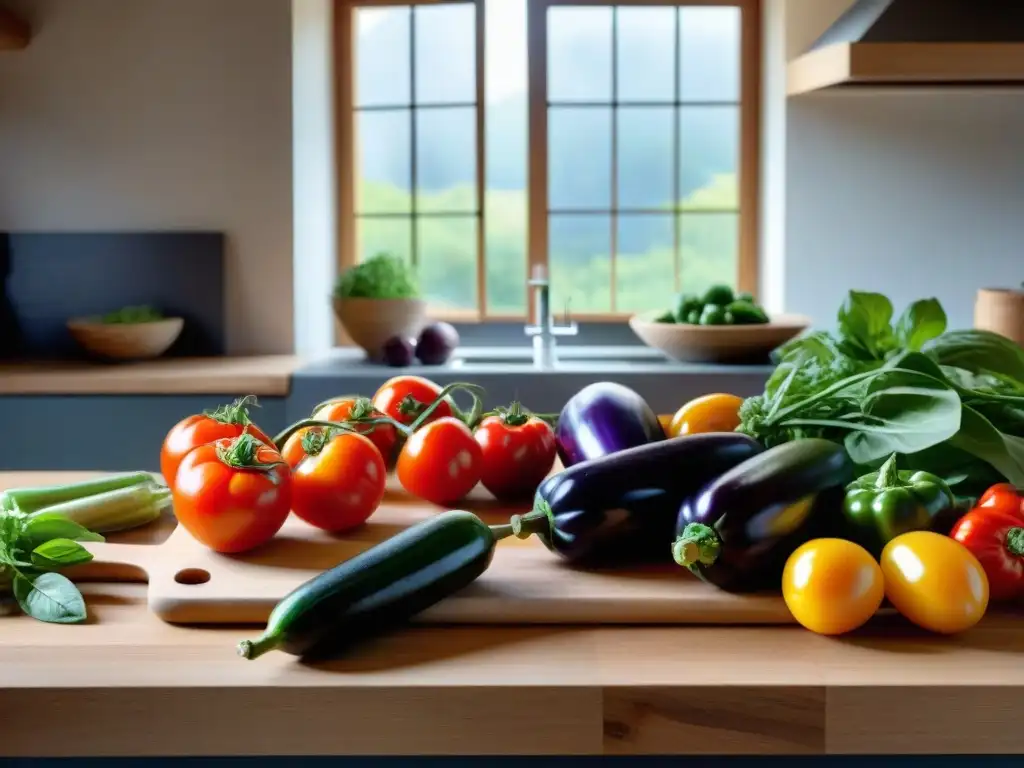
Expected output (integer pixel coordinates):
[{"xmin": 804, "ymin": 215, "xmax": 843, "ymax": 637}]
[
  {"xmin": 3, "ymin": 472, "xmax": 157, "ymax": 514},
  {"xmin": 26, "ymin": 483, "xmax": 170, "ymax": 534}
]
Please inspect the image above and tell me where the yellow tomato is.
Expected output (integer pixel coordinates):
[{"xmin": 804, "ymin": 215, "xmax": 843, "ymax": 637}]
[
  {"xmin": 880, "ymin": 531, "xmax": 989, "ymax": 634},
  {"xmin": 782, "ymin": 538, "xmax": 885, "ymax": 635},
  {"xmin": 668, "ymin": 393, "xmax": 744, "ymax": 437}
]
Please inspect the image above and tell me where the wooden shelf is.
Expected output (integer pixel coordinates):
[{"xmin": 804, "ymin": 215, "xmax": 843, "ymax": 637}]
[
  {"xmin": 788, "ymin": 42, "xmax": 1024, "ymax": 95},
  {"xmin": 0, "ymin": 6, "xmax": 29, "ymax": 50}
]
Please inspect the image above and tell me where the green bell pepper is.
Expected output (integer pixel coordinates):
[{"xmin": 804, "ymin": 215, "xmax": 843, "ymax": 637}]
[
  {"xmin": 726, "ymin": 299, "xmax": 769, "ymax": 325},
  {"xmin": 843, "ymin": 453, "xmax": 956, "ymax": 555},
  {"xmin": 675, "ymin": 293, "xmax": 703, "ymax": 323},
  {"xmin": 702, "ymin": 284, "xmax": 734, "ymax": 307},
  {"xmin": 699, "ymin": 303, "xmax": 728, "ymax": 325}
]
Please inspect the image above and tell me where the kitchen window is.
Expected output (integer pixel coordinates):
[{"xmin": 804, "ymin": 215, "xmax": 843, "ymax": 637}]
[{"xmin": 334, "ymin": 0, "xmax": 760, "ymax": 330}]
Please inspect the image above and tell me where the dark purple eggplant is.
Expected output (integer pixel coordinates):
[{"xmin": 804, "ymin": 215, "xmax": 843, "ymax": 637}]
[
  {"xmin": 381, "ymin": 336, "xmax": 416, "ymax": 366},
  {"xmin": 672, "ymin": 438, "xmax": 855, "ymax": 593},
  {"xmin": 416, "ymin": 321, "xmax": 460, "ymax": 365},
  {"xmin": 555, "ymin": 382, "xmax": 664, "ymax": 467},
  {"xmin": 510, "ymin": 432, "xmax": 763, "ymax": 566}
]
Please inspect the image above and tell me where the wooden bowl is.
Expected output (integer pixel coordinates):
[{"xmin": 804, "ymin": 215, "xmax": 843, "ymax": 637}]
[
  {"xmin": 629, "ymin": 311, "xmax": 811, "ymax": 363},
  {"xmin": 333, "ymin": 296, "xmax": 427, "ymax": 359},
  {"xmin": 66, "ymin": 317, "xmax": 184, "ymax": 361}
]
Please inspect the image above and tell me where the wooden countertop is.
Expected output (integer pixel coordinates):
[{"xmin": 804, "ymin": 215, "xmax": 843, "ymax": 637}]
[
  {"xmin": 3, "ymin": 472, "xmax": 1024, "ymax": 758},
  {"xmin": 0, "ymin": 356, "xmax": 301, "ymax": 396}
]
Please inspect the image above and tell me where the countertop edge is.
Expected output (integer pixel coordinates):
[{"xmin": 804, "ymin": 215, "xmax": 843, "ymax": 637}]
[{"xmin": 0, "ymin": 355, "xmax": 301, "ymax": 397}]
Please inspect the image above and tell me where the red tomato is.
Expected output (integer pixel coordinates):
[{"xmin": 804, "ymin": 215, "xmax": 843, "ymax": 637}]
[
  {"xmin": 396, "ymin": 416, "xmax": 482, "ymax": 505},
  {"xmin": 281, "ymin": 397, "xmax": 399, "ymax": 468},
  {"xmin": 372, "ymin": 375, "xmax": 454, "ymax": 428},
  {"xmin": 291, "ymin": 429, "xmax": 387, "ymax": 533},
  {"xmin": 160, "ymin": 396, "xmax": 274, "ymax": 489},
  {"xmin": 950, "ymin": 483, "xmax": 1024, "ymax": 602},
  {"xmin": 172, "ymin": 434, "xmax": 292, "ymax": 554},
  {"xmin": 474, "ymin": 406, "xmax": 556, "ymax": 500}
]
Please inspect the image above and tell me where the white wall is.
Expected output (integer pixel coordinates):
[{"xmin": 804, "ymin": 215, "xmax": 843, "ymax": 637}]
[
  {"xmin": 292, "ymin": 0, "xmax": 337, "ymax": 356},
  {"xmin": 781, "ymin": 1, "xmax": 1024, "ymax": 331},
  {"xmin": 0, "ymin": 0, "xmax": 294, "ymax": 354},
  {"xmin": 786, "ymin": 90, "xmax": 1024, "ymax": 329}
]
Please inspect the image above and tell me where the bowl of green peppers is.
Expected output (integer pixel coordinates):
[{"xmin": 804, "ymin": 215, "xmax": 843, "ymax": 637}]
[{"xmin": 628, "ymin": 284, "xmax": 810, "ymax": 363}]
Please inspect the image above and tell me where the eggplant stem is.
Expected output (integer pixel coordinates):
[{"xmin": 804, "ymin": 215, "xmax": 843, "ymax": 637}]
[
  {"xmin": 509, "ymin": 509, "xmax": 551, "ymax": 539},
  {"xmin": 671, "ymin": 523, "xmax": 722, "ymax": 568}
]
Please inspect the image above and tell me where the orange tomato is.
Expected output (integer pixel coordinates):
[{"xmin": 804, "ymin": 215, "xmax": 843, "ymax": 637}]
[
  {"xmin": 291, "ymin": 430, "xmax": 387, "ymax": 533},
  {"xmin": 160, "ymin": 397, "xmax": 274, "ymax": 489},
  {"xmin": 881, "ymin": 531, "xmax": 989, "ymax": 634},
  {"xmin": 172, "ymin": 434, "xmax": 291, "ymax": 554},
  {"xmin": 782, "ymin": 538, "xmax": 884, "ymax": 635},
  {"xmin": 668, "ymin": 393, "xmax": 744, "ymax": 437}
]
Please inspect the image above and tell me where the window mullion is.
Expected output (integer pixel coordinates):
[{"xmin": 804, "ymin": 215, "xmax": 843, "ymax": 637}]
[
  {"xmin": 526, "ymin": 0, "xmax": 550, "ymax": 326},
  {"xmin": 408, "ymin": 6, "xmax": 419, "ymax": 269},
  {"xmin": 609, "ymin": 5, "xmax": 618, "ymax": 314},
  {"xmin": 475, "ymin": 0, "xmax": 487, "ymax": 319}
]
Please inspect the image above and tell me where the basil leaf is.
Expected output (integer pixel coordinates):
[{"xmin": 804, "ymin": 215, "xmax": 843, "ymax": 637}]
[
  {"xmin": 924, "ymin": 330, "xmax": 1024, "ymax": 382},
  {"xmin": 894, "ymin": 298, "xmax": 947, "ymax": 351},
  {"xmin": 23, "ymin": 513, "xmax": 104, "ymax": 547},
  {"xmin": 844, "ymin": 368, "xmax": 962, "ymax": 463},
  {"xmin": 12, "ymin": 571, "xmax": 87, "ymax": 624},
  {"xmin": 949, "ymin": 406, "xmax": 1024, "ymax": 487},
  {"xmin": 837, "ymin": 291, "xmax": 895, "ymax": 359},
  {"xmin": 31, "ymin": 538, "xmax": 94, "ymax": 569}
]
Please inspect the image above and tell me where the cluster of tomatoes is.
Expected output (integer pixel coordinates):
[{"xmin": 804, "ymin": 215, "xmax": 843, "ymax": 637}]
[{"xmin": 157, "ymin": 376, "xmax": 558, "ymax": 555}]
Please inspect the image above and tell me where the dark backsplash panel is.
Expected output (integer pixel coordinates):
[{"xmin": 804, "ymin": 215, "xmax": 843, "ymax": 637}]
[{"xmin": 0, "ymin": 232, "xmax": 226, "ymax": 359}]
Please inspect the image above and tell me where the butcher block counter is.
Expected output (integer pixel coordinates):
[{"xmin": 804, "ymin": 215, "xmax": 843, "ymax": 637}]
[
  {"xmin": 3, "ymin": 472, "xmax": 1024, "ymax": 758},
  {"xmin": 0, "ymin": 356, "xmax": 300, "ymax": 396}
]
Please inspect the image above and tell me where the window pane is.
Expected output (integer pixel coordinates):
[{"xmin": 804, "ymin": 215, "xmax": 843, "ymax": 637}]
[
  {"xmin": 680, "ymin": 7, "xmax": 740, "ymax": 102},
  {"xmin": 356, "ymin": 7, "xmax": 411, "ymax": 107},
  {"xmin": 618, "ymin": 107, "xmax": 673, "ymax": 210},
  {"xmin": 358, "ymin": 217, "xmax": 413, "ymax": 264},
  {"xmin": 679, "ymin": 213, "xmax": 737, "ymax": 296},
  {"xmin": 417, "ymin": 215, "xmax": 478, "ymax": 311},
  {"xmin": 616, "ymin": 7, "xmax": 676, "ymax": 103},
  {"xmin": 415, "ymin": 4, "xmax": 476, "ymax": 105},
  {"xmin": 548, "ymin": 7, "xmax": 612, "ymax": 102},
  {"xmin": 617, "ymin": 215, "xmax": 675, "ymax": 314},
  {"xmin": 679, "ymin": 106, "xmax": 738, "ymax": 210},
  {"xmin": 416, "ymin": 107, "xmax": 477, "ymax": 213},
  {"xmin": 549, "ymin": 107, "xmax": 611, "ymax": 210},
  {"xmin": 357, "ymin": 109, "xmax": 412, "ymax": 214},
  {"xmin": 485, "ymin": 0, "xmax": 528, "ymax": 315},
  {"xmin": 549, "ymin": 214, "xmax": 611, "ymax": 314}
]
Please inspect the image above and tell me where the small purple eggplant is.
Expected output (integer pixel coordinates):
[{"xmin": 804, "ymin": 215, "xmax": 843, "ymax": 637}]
[{"xmin": 555, "ymin": 382, "xmax": 664, "ymax": 467}]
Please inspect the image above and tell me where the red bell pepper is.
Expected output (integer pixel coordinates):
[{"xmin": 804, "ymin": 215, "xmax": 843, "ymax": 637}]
[{"xmin": 950, "ymin": 483, "xmax": 1024, "ymax": 602}]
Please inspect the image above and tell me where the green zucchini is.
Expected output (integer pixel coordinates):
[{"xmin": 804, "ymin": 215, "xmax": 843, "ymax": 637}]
[{"xmin": 238, "ymin": 510, "xmax": 510, "ymax": 661}]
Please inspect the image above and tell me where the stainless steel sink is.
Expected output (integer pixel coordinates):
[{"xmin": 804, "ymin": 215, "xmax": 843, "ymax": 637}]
[{"xmin": 449, "ymin": 345, "xmax": 669, "ymax": 369}]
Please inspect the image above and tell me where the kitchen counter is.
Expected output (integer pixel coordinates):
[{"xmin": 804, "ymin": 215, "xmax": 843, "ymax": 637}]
[
  {"xmin": 4, "ymin": 472, "xmax": 1024, "ymax": 758},
  {"xmin": 0, "ymin": 356, "xmax": 301, "ymax": 396}
]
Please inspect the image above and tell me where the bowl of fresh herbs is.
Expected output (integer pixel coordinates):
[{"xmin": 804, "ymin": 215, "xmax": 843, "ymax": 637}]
[
  {"xmin": 332, "ymin": 253, "xmax": 426, "ymax": 360},
  {"xmin": 67, "ymin": 305, "xmax": 184, "ymax": 361}
]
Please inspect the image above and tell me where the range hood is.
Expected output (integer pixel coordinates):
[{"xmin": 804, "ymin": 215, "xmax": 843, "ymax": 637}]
[
  {"xmin": 0, "ymin": 7, "xmax": 29, "ymax": 50},
  {"xmin": 788, "ymin": 0, "xmax": 1024, "ymax": 95}
]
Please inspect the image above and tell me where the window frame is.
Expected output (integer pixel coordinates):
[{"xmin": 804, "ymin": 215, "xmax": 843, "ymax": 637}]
[{"xmin": 333, "ymin": 0, "xmax": 761, "ymax": 339}]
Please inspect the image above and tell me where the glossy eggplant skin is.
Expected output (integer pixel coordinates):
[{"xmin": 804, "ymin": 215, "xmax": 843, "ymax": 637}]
[
  {"xmin": 555, "ymin": 382, "xmax": 664, "ymax": 468},
  {"xmin": 513, "ymin": 432, "xmax": 763, "ymax": 566},
  {"xmin": 673, "ymin": 438, "xmax": 855, "ymax": 593}
]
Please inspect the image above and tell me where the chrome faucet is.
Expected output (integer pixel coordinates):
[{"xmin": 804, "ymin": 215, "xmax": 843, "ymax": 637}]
[{"xmin": 524, "ymin": 274, "xmax": 578, "ymax": 369}]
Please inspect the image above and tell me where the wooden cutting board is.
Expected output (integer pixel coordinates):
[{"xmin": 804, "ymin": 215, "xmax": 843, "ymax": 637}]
[{"xmin": 73, "ymin": 478, "xmax": 797, "ymax": 626}]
